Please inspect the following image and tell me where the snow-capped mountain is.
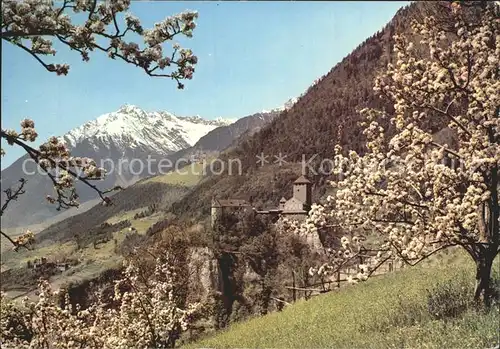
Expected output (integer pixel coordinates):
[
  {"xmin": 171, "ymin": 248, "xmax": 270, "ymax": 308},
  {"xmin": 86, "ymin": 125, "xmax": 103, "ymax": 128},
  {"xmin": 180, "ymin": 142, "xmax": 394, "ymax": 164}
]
[
  {"xmin": 261, "ymin": 97, "xmax": 297, "ymax": 114},
  {"xmin": 60, "ymin": 104, "xmax": 234, "ymax": 154},
  {"xmin": 0, "ymin": 104, "xmax": 279, "ymax": 228}
]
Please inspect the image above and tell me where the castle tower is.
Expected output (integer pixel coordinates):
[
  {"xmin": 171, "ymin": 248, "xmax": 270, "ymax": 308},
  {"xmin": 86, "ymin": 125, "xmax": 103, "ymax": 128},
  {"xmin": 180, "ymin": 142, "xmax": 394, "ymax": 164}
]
[{"xmin": 293, "ymin": 175, "xmax": 312, "ymax": 211}]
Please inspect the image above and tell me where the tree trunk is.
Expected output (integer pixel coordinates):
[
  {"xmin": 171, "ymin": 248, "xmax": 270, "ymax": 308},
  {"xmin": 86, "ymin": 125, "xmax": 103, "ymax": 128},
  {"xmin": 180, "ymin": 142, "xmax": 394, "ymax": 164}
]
[
  {"xmin": 259, "ymin": 282, "xmax": 272, "ymax": 315},
  {"xmin": 473, "ymin": 255, "xmax": 494, "ymax": 308}
]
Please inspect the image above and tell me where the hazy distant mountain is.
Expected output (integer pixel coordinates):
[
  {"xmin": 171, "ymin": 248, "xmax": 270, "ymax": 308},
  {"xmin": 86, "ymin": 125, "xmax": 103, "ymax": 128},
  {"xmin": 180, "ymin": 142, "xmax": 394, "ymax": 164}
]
[{"xmin": 174, "ymin": 98, "xmax": 297, "ymax": 160}]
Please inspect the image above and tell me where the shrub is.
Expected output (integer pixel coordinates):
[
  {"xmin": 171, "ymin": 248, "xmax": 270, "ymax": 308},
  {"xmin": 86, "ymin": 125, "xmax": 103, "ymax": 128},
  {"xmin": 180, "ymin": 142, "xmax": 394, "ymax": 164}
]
[
  {"xmin": 427, "ymin": 276, "xmax": 475, "ymax": 321},
  {"xmin": 117, "ymin": 231, "xmax": 148, "ymax": 257}
]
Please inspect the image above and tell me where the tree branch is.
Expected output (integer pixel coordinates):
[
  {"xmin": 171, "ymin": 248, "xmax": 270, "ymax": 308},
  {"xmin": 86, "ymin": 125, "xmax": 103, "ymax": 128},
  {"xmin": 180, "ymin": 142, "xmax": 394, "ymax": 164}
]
[
  {"xmin": 1, "ymin": 178, "xmax": 27, "ymax": 216},
  {"xmin": 422, "ymin": 100, "xmax": 472, "ymax": 137},
  {"xmin": 0, "ymin": 230, "xmax": 20, "ymax": 249},
  {"xmin": 0, "ymin": 131, "xmax": 121, "ymax": 207},
  {"xmin": 7, "ymin": 40, "xmax": 59, "ymax": 73},
  {"xmin": 364, "ymin": 191, "xmax": 429, "ymax": 209}
]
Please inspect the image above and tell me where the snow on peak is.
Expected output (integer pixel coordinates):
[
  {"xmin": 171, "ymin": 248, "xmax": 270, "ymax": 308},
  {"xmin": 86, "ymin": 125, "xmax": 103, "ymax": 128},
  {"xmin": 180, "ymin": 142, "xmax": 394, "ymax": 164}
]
[
  {"xmin": 214, "ymin": 116, "xmax": 239, "ymax": 125},
  {"xmin": 284, "ymin": 97, "xmax": 298, "ymax": 110},
  {"xmin": 60, "ymin": 105, "xmax": 236, "ymax": 153},
  {"xmin": 261, "ymin": 98, "xmax": 298, "ymax": 114},
  {"xmin": 117, "ymin": 104, "xmax": 143, "ymax": 114}
]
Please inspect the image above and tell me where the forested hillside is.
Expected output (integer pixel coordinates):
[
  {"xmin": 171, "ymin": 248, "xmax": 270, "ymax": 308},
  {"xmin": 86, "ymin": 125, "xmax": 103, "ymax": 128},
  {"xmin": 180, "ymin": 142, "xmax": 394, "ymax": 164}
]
[{"xmin": 172, "ymin": 1, "xmax": 466, "ymax": 220}]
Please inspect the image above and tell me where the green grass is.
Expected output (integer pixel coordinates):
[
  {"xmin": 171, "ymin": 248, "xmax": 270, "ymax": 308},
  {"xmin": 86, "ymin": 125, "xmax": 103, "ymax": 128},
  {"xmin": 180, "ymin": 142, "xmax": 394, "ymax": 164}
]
[
  {"xmin": 187, "ymin": 251, "xmax": 500, "ymax": 349},
  {"xmin": 142, "ymin": 159, "xmax": 214, "ymax": 187},
  {"xmin": 1, "ymin": 212, "xmax": 162, "ymax": 301},
  {"xmin": 129, "ymin": 216, "xmax": 161, "ymax": 233},
  {"xmin": 105, "ymin": 208, "xmax": 146, "ymax": 224},
  {"xmin": 1, "ymin": 241, "xmax": 77, "ymax": 272}
]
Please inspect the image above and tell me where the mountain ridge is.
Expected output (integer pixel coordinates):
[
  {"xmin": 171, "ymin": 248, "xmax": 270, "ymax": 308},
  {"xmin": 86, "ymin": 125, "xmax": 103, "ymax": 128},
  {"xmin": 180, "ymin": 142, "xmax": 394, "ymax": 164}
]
[
  {"xmin": 1, "ymin": 103, "xmax": 290, "ymax": 228},
  {"xmin": 59, "ymin": 104, "xmax": 234, "ymax": 153},
  {"xmin": 169, "ymin": 1, "xmax": 464, "ymax": 222}
]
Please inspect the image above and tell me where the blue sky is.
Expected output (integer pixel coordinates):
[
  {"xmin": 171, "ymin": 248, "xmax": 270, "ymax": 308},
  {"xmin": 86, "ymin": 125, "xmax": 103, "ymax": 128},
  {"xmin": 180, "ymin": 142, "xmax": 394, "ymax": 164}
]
[{"xmin": 1, "ymin": 1, "xmax": 408, "ymax": 168}]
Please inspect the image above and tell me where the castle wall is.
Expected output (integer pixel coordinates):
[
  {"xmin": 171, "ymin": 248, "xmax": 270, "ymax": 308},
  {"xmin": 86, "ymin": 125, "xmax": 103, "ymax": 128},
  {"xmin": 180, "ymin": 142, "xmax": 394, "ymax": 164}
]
[
  {"xmin": 280, "ymin": 212, "xmax": 307, "ymax": 221},
  {"xmin": 284, "ymin": 198, "xmax": 304, "ymax": 212}
]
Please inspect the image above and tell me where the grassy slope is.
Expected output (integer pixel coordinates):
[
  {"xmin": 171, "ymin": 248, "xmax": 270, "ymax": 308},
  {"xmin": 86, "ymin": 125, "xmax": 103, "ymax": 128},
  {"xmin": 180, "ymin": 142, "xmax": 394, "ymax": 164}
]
[
  {"xmin": 187, "ymin": 251, "xmax": 500, "ymax": 349},
  {"xmin": 1, "ymin": 162, "xmax": 203, "ymax": 297},
  {"xmin": 141, "ymin": 159, "xmax": 214, "ymax": 187},
  {"xmin": 0, "ymin": 211, "xmax": 161, "ymax": 301},
  {"xmin": 0, "ymin": 199, "xmax": 100, "ymax": 252}
]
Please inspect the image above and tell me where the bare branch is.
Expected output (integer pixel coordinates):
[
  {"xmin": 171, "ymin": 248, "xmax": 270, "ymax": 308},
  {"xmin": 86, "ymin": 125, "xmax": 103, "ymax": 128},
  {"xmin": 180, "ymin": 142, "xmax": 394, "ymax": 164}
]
[
  {"xmin": 6, "ymin": 39, "xmax": 61, "ymax": 74},
  {"xmin": 1, "ymin": 178, "xmax": 27, "ymax": 216},
  {"xmin": 1, "ymin": 230, "xmax": 22, "ymax": 250}
]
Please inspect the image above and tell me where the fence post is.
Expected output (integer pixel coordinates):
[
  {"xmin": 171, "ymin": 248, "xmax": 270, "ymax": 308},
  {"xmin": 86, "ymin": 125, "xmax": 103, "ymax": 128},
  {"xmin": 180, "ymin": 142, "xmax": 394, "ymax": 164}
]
[
  {"xmin": 337, "ymin": 269, "xmax": 340, "ymax": 289},
  {"xmin": 292, "ymin": 270, "xmax": 296, "ymax": 302}
]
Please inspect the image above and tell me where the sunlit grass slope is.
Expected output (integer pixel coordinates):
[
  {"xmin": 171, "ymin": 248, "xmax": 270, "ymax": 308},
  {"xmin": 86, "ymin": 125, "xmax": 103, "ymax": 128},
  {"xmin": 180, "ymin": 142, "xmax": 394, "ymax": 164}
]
[
  {"xmin": 187, "ymin": 251, "xmax": 500, "ymax": 349},
  {"xmin": 143, "ymin": 159, "xmax": 215, "ymax": 187}
]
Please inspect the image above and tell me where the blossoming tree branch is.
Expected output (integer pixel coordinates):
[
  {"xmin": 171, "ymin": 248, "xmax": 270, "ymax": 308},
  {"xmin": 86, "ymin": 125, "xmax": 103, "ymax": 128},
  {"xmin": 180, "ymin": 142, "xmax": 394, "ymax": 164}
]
[
  {"xmin": 0, "ymin": 0, "xmax": 198, "ymax": 249},
  {"xmin": 288, "ymin": 3, "xmax": 499, "ymax": 306},
  {"xmin": 0, "ymin": 253, "xmax": 203, "ymax": 348}
]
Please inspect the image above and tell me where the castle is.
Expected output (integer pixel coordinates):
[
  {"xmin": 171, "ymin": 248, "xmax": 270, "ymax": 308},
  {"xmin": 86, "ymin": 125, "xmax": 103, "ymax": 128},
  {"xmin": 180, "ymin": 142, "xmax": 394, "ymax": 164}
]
[{"xmin": 211, "ymin": 175, "xmax": 312, "ymax": 227}]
